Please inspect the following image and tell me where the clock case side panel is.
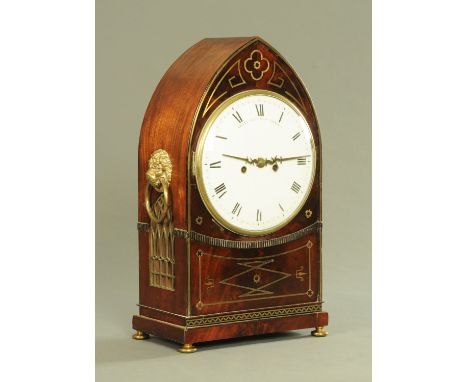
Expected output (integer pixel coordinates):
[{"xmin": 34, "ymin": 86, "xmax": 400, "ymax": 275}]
[
  {"xmin": 137, "ymin": 37, "xmax": 257, "ymax": 318},
  {"xmin": 188, "ymin": 38, "xmax": 325, "ymax": 317}
]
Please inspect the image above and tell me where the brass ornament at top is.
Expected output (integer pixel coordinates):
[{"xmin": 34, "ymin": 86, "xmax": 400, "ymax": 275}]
[
  {"xmin": 244, "ymin": 50, "xmax": 270, "ymax": 81},
  {"xmin": 145, "ymin": 149, "xmax": 172, "ymax": 224}
]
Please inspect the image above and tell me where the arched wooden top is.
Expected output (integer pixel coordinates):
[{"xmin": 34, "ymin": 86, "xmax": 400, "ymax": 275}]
[{"xmin": 139, "ymin": 37, "xmax": 321, "ymax": 236}]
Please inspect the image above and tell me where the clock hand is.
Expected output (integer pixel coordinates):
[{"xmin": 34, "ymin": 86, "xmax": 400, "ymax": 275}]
[
  {"xmin": 271, "ymin": 155, "xmax": 311, "ymax": 163},
  {"xmin": 223, "ymin": 154, "xmax": 310, "ymax": 168},
  {"xmin": 222, "ymin": 153, "xmax": 251, "ymax": 163},
  {"xmin": 223, "ymin": 154, "xmax": 269, "ymax": 168}
]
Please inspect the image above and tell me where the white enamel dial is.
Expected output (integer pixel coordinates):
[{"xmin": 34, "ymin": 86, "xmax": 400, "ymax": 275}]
[{"xmin": 195, "ymin": 91, "xmax": 316, "ymax": 236}]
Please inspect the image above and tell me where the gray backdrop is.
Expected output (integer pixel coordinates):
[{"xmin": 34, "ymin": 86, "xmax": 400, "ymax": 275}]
[{"xmin": 96, "ymin": 0, "xmax": 371, "ymax": 381}]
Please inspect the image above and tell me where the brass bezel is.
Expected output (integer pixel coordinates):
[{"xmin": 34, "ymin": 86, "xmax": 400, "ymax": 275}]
[{"xmin": 194, "ymin": 89, "xmax": 316, "ymax": 237}]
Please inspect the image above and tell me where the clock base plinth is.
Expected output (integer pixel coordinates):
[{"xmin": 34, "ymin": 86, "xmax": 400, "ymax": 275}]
[
  {"xmin": 132, "ymin": 330, "xmax": 149, "ymax": 340},
  {"xmin": 132, "ymin": 310, "xmax": 328, "ymax": 352},
  {"xmin": 311, "ymin": 326, "xmax": 328, "ymax": 337}
]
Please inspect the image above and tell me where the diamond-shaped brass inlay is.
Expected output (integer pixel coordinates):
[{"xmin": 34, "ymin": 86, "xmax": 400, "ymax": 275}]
[{"xmin": 219, "ymin": 259, "xmax": 291, "ymax": 298}]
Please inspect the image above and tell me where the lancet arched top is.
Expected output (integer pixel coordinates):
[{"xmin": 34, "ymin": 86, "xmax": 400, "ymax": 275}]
[{"xmin": 138, "ymin": 37, "xmax": 321, "ymax": 233}]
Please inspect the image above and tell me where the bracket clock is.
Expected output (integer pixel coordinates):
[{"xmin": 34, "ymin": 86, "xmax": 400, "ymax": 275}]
[{"xmin": 132, "ymin": 37, "xmax": 328, "ymax": 353}]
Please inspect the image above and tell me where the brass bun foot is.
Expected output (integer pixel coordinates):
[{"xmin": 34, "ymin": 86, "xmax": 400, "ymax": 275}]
[
  {"xmin": 178, "ymin": 343, "xmax": 197, "ymax": 353},
  {"xmin": 312, "ymin": 326, "xmax": 328, "ymax": 337},
  {"xmin": 132, "ymin": 330, "xmax": 149, "ymax": 340}
]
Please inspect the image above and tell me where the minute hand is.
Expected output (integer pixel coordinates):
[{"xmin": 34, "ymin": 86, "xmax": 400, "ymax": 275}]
[{"xmin": 273, "ymin": 155, "xmax": 311, "ymax": 163}]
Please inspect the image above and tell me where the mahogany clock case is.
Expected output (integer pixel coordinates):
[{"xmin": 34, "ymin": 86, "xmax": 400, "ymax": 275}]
[{"xmin": 133, "ymin": 36, "xmax": 328, "ymax": 348}]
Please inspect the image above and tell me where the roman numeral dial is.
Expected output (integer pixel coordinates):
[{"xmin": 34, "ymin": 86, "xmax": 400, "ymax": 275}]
[
  {"xmin": 232, "ymin": 110, "xmax": 243, "ymax": 123},
  {"xmin": 297, "ymin": 157, "xmax": 307, "ymax": 165},
  {"xmin": 291, "ymin": 181, "xmax": 301, "ymax": 193},
  {"xmin": 232, "ymin": 202, "xmax": 242, "ymax": 216},
  {"xmin": 214, "ymin": 183, "xmax": 227, "ymax": 198},
  {"xmin": 209, "ymin": 161, "xmax": 221, "ymax": 168},
  {"xmin": 256, "ymin": 209, "xmax": 262, "ymax": 222},
  {"xmin": 255, "ymin": 104, "xmax": 264, "ymax": 116},
  {"xmin": 196, "ymin": 92, "xmax": 316, "ymax": 236}
]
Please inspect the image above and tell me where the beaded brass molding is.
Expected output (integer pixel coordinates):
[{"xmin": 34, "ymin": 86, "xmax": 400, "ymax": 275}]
[
  {"xmin": 137, "ymin": 221, "xmax": 322, "ymax": 249},
  {"xmin": 186, "ymin": 303, "xmax": 322, "ymax": 327}
]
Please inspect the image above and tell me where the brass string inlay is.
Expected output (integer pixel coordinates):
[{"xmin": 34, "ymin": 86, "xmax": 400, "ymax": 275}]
[
  {"xmin": 186, "ymin": 303, "xmax": 322, "ymax": 327},
  {"xmin": 267, "ymin": 61, "xmax": 305, "ymax": 109},
  {"xmin": 202, "ymin": 59, "xmax": 246, "ymax": 117}
]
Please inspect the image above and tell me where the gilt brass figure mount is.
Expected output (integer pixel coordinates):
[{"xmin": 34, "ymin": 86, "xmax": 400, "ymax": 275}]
[{"xmin": 144, "ymin": 149, "xmax": 172, "ymax": 224}]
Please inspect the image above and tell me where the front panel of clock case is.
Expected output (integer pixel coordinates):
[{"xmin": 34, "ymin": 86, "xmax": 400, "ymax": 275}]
[{"xmin": 188, "ymin": 39, "xmax": 322, "ymax": 316}]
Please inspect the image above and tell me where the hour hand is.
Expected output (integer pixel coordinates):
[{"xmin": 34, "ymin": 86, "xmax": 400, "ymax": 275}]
[
  {"xmin": 222, "ymin": 154, "xmax": 251, "ymax": 163},
  {"xmin": 223, "ymin": 154, "xmax": 267, "ymax": 167}
]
